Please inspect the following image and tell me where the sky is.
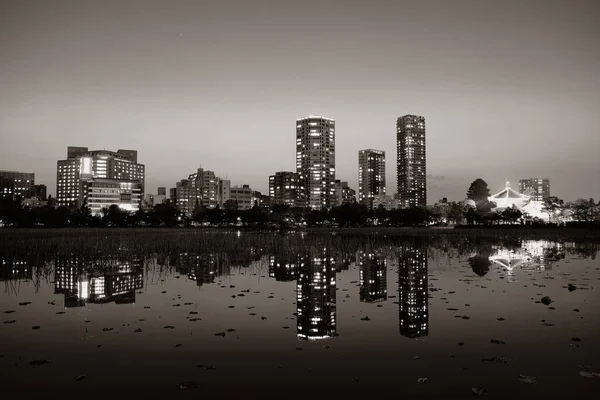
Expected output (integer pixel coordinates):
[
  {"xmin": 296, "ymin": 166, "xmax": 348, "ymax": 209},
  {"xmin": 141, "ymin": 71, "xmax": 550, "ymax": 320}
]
[{"xmin": 1, "ymin": 0, "xmax": 599, "ymax": 202}]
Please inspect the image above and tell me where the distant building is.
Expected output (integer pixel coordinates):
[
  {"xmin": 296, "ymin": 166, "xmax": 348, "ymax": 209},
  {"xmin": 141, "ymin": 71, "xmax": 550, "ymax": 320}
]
[
  {"xmin": 519, "ymin": 178, "xmax": 550, "ymax": 201},
  {"xmin": 56, "ymin": 146, "xmax": 144, "ymax": 209},
  {"xmin": 372, "ymin": 194, "xmax": 400, "ymax": 210},
  {"xmin": 268, "ymin": 255, "xmax": 299, "ymax": 282},
  {"xmin": 81, "ymin": 178, "xmax": 143, "ymax": 215},
  {"xmin": 251, "ymin": 191, "xmax": 270, "ymax": 209},
  {"xmin": 397, "ymin": 115, "xmax": 426, "ymax": 208},
  {"xmin": 157, "ymin": 187, "xmax": 166, "ymax": 196},
  {"xmin": 358, "ymin": 149, "xmax": 386, "ymax": 209},
  {"xmin": 269, "ymin": 171, "xmax": 298, "ymax": 207},
  {"xmin": 358, "ymin": 252, "xmax": 387, "ymax": 303},
  {"xmin": 230, "ymin": 185, "xmax": 253, "ymax": 210},
  {"xmin": 218, "ymin": 179, "xmax": 231, "ymax": 207},
  {"xmin": 169, "ymin": 187, "xmax": 177, "ymax": 204},
  {"xmin": 33, "ymin": 184, "xmax": 47, "ymax": 200},
  {"xmin": 0, "ymin": 257, "xmax": 33, "ymax": 282},
  {"xmin": 333, "ymin": 180, "xmax": 356, "ymax": 206},
  {"xmin": 0, "ymin": 170, "xmax": 35, "ymax": 199},
  {"xmin": 398, "ymin": 245, "xmax": 429, "ymax": 338},
  {"xmin": 175, "ymin": 167, "xmax": 219, "ymax": 216},
  {"xmin": 296, "ymin": 116, "xmax": 336, "ymax": 209}
]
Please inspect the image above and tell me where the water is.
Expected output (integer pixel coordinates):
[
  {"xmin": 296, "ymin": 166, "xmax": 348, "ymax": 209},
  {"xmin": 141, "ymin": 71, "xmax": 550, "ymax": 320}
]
[{"xmin": 1, "ymin": 234, "xmax": 600, "ymax": 398}]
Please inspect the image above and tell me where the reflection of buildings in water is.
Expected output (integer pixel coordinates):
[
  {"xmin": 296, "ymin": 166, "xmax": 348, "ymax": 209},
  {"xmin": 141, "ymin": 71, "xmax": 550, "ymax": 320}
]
[
  {"xmin": 358, "ymin": 251, "xmax": 387, "ymax": 303},
  {"xmin": 335, "ymin": 252, "xmax": 356, "ymax": 272},
  {"xmin": 173, "ymin": 253, "xmax": 217, "ymax": 286},
  {"xmin": 296, "ymin": 251, "xmax": 337, "ymax": 340},
  {"xmin": 0, "ymin": 257, "xmax": 33, "ymax": 281},
  {"xmin": 54, "ymin": 256, "xmax": 143, "ymax": 307},
  {"xmin": 398, "ymin": 245, "xmax": 429, "ymax": 338},
  {"xmin": 268, "ymin": 255, "xmax": 298, "ymax": 282},
  {"xmin": 489, "ymin": 240, "xmax": 565, "ymax": 276}
]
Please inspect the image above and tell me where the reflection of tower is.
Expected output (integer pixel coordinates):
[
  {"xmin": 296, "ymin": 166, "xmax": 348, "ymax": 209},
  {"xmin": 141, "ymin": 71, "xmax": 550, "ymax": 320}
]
[
  {"xmin": 398, "ymin": 245, "xmax": 429, "ymax": 338},
  {"xmin": 0, "ymin": 257, "xmax": 33, "ymax": 282},
  {"xmin": 54, "ymin": 255, "xmax": 143, "ymax": 307},
  {"xmin": 296, "ymin": 251, "xmax": 337, "ymax": 340},
  {"xmin": 268, "ymin": 255, "xmax": 298, "ymax": 282},
  {"xmin": 175, "ymin": 253, "xmax": 217, "ymax": 286},
  {"xmin": 358, "ymin": 251, "xmax": 387, "ymax": 303}
]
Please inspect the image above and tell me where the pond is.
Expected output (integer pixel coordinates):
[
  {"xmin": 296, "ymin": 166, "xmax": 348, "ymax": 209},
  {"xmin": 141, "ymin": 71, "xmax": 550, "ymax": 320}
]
[{"xmin": 1, "ymin": 232, "xmax": 599, "ymax": 397}]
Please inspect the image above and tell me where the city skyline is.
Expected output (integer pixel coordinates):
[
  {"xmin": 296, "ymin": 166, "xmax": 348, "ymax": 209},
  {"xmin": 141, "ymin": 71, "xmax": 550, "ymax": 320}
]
[{"xmin": 1, "ymin": 0, "xmax": 599, "ymax": 202}]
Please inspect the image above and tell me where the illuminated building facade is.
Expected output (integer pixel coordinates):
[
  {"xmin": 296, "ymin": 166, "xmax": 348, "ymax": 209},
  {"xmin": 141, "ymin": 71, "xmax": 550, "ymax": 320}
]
[
  {"xmin": 358, "ymin": 149, "xmax": 386, "ymax": 209},
  {"xmin": 54, "ymin": 255, "xmax": 143, "ymax": 307},
  {"xmin": 397, "ymin": 115, "xmax": 426, "ymax": 208},
  {"xmin": 358, "ymin": 251, "xmax": 387, "ymax": 302},
  {"xmin": 269, "ymin": 171, "xmax": 299, "ymax": 207},
  {"xmin": 175, "ymin": 167, "xmax": 219, "ymax": 216},
  {"xmin": 398, "ymin": 245, "xmax": 429, "ymax": 338},
  {"xmin": 519, "ymin": 178, "xmax": 550, "ymax": 201},
  {"xmin": 174, "ymin": 253, "xmax": 217, "ymax": 287},
  {"xmin": 0, "ymin": 257, "xmax": 33, "ymax": 282},
  {"xmin": 56, "ymin": 147, "xmax": 144, "ymax": 209},
  {"xmin": 0, "ymin": 170, "xmax": 35, "ymax": 199},
  {"xmin": 81, "ymin": 178, "xmax": 143, "ymax": 215},
  {"xmin": 230, "ymin": 185, "xmax": 253, "ymax": 210},
  {"xmin": 296, "ymin": 251, "xmax": 337, "ymax": 340},
  {"xmin": 296, "ymin": 116, "xmax": 336, "ymax": 209}
]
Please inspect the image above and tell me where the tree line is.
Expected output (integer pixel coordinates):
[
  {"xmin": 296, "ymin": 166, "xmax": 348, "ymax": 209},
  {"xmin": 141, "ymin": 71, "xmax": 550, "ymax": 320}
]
[{"xmin": 0, "ymin": 178, "xmax": 598, "ymax": 228}]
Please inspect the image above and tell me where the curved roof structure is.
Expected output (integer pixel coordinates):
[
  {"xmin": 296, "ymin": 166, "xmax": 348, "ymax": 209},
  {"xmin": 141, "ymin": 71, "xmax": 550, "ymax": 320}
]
[{"xmin": 488, "ymin": 181, "xmax": 531, "ymax": 210}]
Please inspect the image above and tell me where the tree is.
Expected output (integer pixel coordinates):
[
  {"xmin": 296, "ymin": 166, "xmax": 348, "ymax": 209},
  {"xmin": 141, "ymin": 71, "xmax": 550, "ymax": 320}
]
[
  {"xmin": 466, "ymin": 179, "xmax": 491, "ymax": 204},
  {"xmin": 543, "ymin": 196, "xmax": 564, "ymax": 223},
  {"xmin": 224, "ymin": 199, "xmax": 238, "ymax": 211},
  {"xmin": 500, "ymin": 205, "xmax": 522, "ymax": 224},
  {"xmin": 568, "ymin": 198, "xmax": 598, "ymax": 222}
]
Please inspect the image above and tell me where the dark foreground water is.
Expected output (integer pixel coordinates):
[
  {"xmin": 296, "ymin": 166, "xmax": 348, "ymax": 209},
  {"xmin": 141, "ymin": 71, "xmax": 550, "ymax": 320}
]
[{"xmin": 1, "ymin": 233, "xmax": 600, "ymax": 398}]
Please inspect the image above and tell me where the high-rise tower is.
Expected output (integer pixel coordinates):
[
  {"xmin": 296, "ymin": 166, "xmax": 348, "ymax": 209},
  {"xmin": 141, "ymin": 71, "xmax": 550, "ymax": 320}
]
[
  {"xmin": 358, "ymin": 149, "xmax": 386, "ymax": 209},
  {"xmin": 296, "ymin": 116, "xmax": 336, "ymax": 209},
  {"xmin": 397, "ymin": 115, "xmax": 426, "ymax": 208}
]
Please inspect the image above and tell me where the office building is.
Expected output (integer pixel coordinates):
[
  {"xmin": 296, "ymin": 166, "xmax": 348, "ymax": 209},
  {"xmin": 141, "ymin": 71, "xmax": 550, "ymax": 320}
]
[
  {"xmin": 333, "ymin": 180, "xmax": 356, "ymax": 206},
  {"xmin": 218, "ymin": 179, "xmax": 230, "ymax": 207},
  {"xmin": 175, "ymin": 167, "xmax": 219, "ymax": 216},
  {"xmin": 169, "ymin": 188, "xmax": 177, "ymax": 204},
  {"xmin": 398, "ymin": 245, "xmax": 429, "ymax": 338},
  {"xmin": 56, "ymin": 147, "xmax": 144, "ymax": 209},
  {"xmin": 358, "ymin": 149, "xmax": 386, "ymax": 209},
  {"xmin": 358, "ymin": 252, "xmax": 387, "ymax": 303},
  {"xmin": 229, "ymin": 185, "xmax": 253, "ymax": 210},
  {"xmin": 519, "ymin": 178, "xmax": 550, "ymax": 201},
  {"xmin": 296, "ymin": 251, "xmax": 337, "ymax": 340},
  {"xmin": 372, "ymin": 194, "xmax": 400, "ymax": 210},
  {"xmin": 397, "ymin": 115, "xmax": 426, "ymax": 208},
  {"xmin": 269, "ymin": 171, "xmax": 298, "ymax": 207},
  {"xmin": 157, "ymin": 187, "xmax": 166, "ymax": 196},
  {"xmin": 81, "ymin": 178, "xmax": 143, "ymax": 215},
  {"xmin": 296, "ymin": 116, "xmax": 336, "ymax": 209},
  {"xmin": 0, "ymin": 170, "xmax": 35, "ymax": 199},
  {"xmin": 33, "ymin": 184, "xmax": 47, "ymax": 200}
]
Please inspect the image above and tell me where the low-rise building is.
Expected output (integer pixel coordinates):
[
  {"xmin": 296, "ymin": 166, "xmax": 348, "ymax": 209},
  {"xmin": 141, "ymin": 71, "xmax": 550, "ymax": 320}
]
[{"xmin": 230, "ymin": 185, "xmax": 253, "ymax": 210}]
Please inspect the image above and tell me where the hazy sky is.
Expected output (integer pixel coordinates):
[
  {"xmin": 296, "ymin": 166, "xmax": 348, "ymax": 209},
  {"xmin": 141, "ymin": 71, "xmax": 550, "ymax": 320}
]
[{"xmin": 1, "ymin": 0, "xmax": 599, "ymax": 201}]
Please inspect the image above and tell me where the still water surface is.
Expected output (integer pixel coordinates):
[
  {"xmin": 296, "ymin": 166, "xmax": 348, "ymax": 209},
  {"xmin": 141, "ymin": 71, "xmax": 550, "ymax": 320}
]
[{"xmin": 1, "ymin": 234, "xmax": 599, "ymax": 398}]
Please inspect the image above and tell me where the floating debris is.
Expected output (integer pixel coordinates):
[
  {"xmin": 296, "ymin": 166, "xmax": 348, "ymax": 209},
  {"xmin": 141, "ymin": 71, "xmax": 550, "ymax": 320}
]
[
  {"xmin": 30, "ymin": 359, "xmax": 50, "ymax": 366},
  {"xmin": 541, "ymin": 296, "xmax": 552, "ymax": 306},
  {"xmin": 490, "ymin": 339, "xmax": 506, "ymax": 345},
  {"xmin": 133, "ymin": 328, "xmax": 142, "ymax": 333},
  {"xmin": 472, "ymin": 385, "xmax": 487, "ymax": 396},
  {"xmin": 481, "ymin": 357, "xmax": 510, "ymax": 364},
  {"xmin": 360, "ymin": 316, "xmax": 371, "ymax": 321},
  {"xmin": 214, "ymin": 332, "xmax": 226, "ymax": 337},
  {"xmin": 517, "ymin": 374, "xmax": 538, "ymax": 384},
  {"xmin": 74, "ymin": 374, "xmax": 87, "ymax": 381},
  {"xmin": 568, "ymin": 284, "xmax": 577, "ymax": 292},
  {"xmin": 177, "ymin": 381, "xmax": 198, "ymax": 390},
  {"xmin": 18, "ymin": 302, "xmax": 31, "ymax": 306},
  {"xmin": 579, "ymin": 371, "xmax": 600, "ymax": 378},
  {"xmin": 101, "ymin": 328, "xmax": 113, "ymax": 332},
  {"xmin": 3, "ymin": 320, "xmax": 16, "ymax": 324},
  {"xmin": 417, "ymin": 377, "xmax": 428, "ymax": 384},
  {"xmin": 31, "ymin": 326, "xmax": 40, "ymax": 330}
]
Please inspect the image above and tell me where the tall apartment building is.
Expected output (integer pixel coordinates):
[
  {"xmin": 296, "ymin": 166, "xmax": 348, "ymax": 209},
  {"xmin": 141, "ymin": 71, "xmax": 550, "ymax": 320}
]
[
  {"xmin": 175, "ymin": 167, "xmax": 219, "ymax": 216},
  {"xmin": 269, "ymin": 171, "xmax": 298, "ymax": 207},
  {"xmin": 519, "ymin": 178, "xmax": 550, "ymax": 201},
  {"xmin": 157, "ymin": 187, "xmax": 166, "ymax": 196},
  {"xmin": 229, "ymin": 185, "xmax": 253, "ymax": 210},
  {"xmin": 56, "ymin": 147, "xmax": 144, "ymax": 210},
  {"xmin": 296, "ymin": 116, "xmax": 336, "ymax": 209},
  {"xmin": 333, "ymin": 180, "xmax": 356, "ymax": 206},
  {"xmin": 358, "ymin": 149, "xmax": 386, "ymax": 209},
  {"xmin": 0, "ymin": 170, "xmax": 35, "ymax": 199},
  {"xmin": 397, "ymin": 115, "xmax": 426, "ymax": 208}
]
